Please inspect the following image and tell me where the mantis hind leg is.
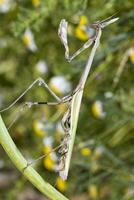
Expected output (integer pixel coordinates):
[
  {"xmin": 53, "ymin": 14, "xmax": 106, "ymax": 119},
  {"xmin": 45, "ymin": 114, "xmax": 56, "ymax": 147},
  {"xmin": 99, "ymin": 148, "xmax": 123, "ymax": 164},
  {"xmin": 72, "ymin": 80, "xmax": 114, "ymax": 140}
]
[{"xmin": 0, "ymin": 77, "xmax": 61, "ymax": 113}]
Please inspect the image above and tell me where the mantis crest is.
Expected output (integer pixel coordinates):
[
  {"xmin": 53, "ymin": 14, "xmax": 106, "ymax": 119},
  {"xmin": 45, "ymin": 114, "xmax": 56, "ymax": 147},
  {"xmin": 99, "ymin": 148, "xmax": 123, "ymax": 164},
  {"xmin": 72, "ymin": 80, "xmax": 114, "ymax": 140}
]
[{"xmin": 0, "ymin": 15, "xmax": 118, "ymax": 180}]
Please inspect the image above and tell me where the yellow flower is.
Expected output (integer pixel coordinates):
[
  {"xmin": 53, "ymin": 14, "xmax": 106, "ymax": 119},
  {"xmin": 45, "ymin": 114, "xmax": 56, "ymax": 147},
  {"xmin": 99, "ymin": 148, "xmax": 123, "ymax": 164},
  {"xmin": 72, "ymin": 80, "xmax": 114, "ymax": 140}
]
[
  {"xmin": 56, "ymin": 177, "xmax": 67, "ymax": 192},
  {"xmin": 91, "ymin": 100, "xmax": 105, "ymax": 119},
  {"xmin": 33, "ymin": 120, "xmax": 46, "ymax": 137},
  {"xmin": 80, "ymin": 147, "xmax": 92, "ymax": 156},
  {"xmin": 43, "ymin": 155, "xmax": 55, "ymax": 171},
  {"xmin": 49, "ymin": 76, "xmax": 71, "ymax": 95},
  {"xmin": 88, "ymin": 184, "xmax": 98, "ymax": 199},
  {"xmin": 22, "ymin": 28, "xmax": 37, "ymax": 52},
  {"xmin": 79, "ymin": 15, "xmax": 88, "ymax": 26},
  {"xmin": 31, "ymin": 0, "xmax": 40, "ymax": 7},
  {"xmin": 23, "ymin": 35, "xmax": 31, "ymax": 46},
  {"xmin": 49, "ymin": 81, "xmax": 62, "ymax": 95},
  {"xmin": 75, "ymin": 15, "xmax": 89, "ymax": 41},
  {"xmin": 76, "ymin": 26, "xmax": 89, "ymax": 41},
  {"xmin": 129, "ymin": 49, "xmax": 134, "ymax": 63}
]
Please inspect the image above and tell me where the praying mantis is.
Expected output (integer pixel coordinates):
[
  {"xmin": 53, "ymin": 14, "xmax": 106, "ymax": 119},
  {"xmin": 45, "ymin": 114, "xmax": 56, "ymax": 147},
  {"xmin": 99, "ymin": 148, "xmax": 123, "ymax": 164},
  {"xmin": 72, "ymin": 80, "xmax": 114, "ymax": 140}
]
[{"xmin": 0, "ymin": 15, "xmax": 118, "ymax": 180}]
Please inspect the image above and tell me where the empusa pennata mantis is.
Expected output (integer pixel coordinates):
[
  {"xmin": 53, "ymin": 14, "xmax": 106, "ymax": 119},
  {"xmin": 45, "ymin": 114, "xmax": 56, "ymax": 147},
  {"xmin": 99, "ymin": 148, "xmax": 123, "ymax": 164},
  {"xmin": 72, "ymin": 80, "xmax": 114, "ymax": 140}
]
[{"xmin": 0, "ymin": 15, "xmax": 118, "ymax": 180}]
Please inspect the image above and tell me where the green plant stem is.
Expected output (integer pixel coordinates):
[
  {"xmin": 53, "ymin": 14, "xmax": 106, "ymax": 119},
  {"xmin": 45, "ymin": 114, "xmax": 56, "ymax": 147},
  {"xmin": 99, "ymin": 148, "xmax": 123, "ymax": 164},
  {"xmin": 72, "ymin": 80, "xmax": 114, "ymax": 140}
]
[{"xmin": 0, "ymin": 115, "xmax": 68, "ymax": 200}]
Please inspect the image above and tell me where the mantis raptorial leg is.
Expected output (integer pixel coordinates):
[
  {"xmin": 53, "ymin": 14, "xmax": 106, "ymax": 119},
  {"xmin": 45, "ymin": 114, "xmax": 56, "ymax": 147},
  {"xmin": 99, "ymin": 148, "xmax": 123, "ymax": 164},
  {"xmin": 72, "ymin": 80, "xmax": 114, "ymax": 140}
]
[
  {"xmin": 58, "ymin": 19, "xmax": 94, "ymax": 62},
  {"xmin": 58, "ymin": 15, "xmax": 118, "ymax": 63}
]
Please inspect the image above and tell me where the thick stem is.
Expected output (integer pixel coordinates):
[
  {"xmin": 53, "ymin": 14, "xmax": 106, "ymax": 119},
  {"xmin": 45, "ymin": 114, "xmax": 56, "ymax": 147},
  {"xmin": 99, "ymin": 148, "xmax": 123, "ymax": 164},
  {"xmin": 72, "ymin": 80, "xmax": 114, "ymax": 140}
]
[{"xmin": 0, "ymin": 115, "xmax": 68, "ymax": 200}]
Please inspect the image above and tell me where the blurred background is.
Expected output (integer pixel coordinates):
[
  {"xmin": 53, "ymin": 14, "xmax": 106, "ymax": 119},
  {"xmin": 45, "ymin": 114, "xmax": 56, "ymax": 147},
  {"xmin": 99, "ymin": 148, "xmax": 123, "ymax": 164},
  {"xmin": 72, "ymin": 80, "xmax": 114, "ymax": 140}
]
[{"xmin": 0, "ymin": 0, "xmax": 134, "ymax": 199}]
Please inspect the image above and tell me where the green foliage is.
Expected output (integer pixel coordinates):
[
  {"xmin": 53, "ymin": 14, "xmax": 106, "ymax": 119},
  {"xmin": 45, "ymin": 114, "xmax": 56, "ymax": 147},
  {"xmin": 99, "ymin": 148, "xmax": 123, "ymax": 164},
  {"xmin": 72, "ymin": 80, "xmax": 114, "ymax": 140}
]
[{"xmin": 0, "ymin": 0, "xmax": 134, "ymax": 199}]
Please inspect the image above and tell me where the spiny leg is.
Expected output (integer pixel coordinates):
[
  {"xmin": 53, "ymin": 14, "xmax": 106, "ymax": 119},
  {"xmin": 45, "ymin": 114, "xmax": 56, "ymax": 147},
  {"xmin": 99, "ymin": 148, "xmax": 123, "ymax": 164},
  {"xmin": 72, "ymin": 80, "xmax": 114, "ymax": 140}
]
[
  {"xmin": 0, "ymin": 77, "xmax": 61, "ymax": 113},
  {"xmin": 58, "ymin": 19, "xmax": 94, "ymax": 62},
  {"xmin": 7, "ymin": 99, "xmax": 63, "ymax": 129},
  {"xmin": 6, "ymin": 83, "xmax": 75, "ymax": 129},
  {"xmin": 23, "ymin": 144, "xmax": 62, "ymax": 172}
]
